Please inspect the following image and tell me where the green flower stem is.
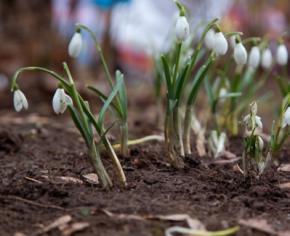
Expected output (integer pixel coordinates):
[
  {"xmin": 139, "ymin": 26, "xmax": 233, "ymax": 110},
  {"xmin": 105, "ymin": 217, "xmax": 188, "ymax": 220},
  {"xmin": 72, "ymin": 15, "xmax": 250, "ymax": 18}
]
[
  {"xmin": 120, "ymin": 122, "xmax": 129, "ymax": 156},
  {"xmin": 103, "ymin": 136, "xmax": 127, "ymax": 187},
  {"xmin": 183, "ymin": 106, "xmax": 193, "ymax": 154},
  {"xmin": 76, "ymin": 23, "xmax": 113, "ymax": 88},
  {"xmin": 89, "ymin": 141, "xmax": 112, "ymax": 189}
]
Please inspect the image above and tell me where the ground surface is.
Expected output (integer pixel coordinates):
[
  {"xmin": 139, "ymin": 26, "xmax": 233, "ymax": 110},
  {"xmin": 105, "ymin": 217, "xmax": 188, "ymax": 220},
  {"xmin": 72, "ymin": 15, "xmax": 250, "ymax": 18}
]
[{"xmin": 0, "ymin": 114, "xmax": 290, "ymax": 236}]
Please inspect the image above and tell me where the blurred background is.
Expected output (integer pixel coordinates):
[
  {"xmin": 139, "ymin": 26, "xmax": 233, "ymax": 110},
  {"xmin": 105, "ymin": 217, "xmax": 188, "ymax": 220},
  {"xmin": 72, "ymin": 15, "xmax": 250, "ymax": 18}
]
[{"xmin": 0, "ymin": 0, "xmax": 289, "ymax": 122}]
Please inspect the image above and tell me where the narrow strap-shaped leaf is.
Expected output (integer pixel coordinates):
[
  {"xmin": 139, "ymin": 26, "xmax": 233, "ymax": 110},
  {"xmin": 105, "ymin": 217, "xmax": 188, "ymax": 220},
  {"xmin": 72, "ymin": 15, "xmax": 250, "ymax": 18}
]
[
  {"xmin": 116, "ymin": 70, "xmax": 128, "ymax": 121},
  {"xmin": 78, "ymin": 96, "xmax": 102, "ymax": 134},
  {"xmin": 175, "ymin": 63, "xmax": 190, "ymax": 100},
  {"xmin": 88, "ymin": 85, "xmax": 123, "ymax": 117},
  {"xmin": 67, "ymin": 105, "xmax": 91, "ymax": 146},
  {"xmin": 161, "ymin": 55, "xmax": 173, "ymax": 98},
  {"xmin": 98, "ymin": 77, "xmax": 122, "ymax": 126},
  {"xmin": 187, "ymin": 56, "xmax": 214, "ymax": 106}
]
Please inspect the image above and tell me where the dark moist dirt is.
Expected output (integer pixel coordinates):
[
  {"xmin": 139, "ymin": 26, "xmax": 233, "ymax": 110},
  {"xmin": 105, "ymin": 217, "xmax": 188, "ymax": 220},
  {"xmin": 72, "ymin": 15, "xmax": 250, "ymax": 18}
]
[{"xmin": 0, "ymin": 118, "xmax": 290, "ymax": 236}]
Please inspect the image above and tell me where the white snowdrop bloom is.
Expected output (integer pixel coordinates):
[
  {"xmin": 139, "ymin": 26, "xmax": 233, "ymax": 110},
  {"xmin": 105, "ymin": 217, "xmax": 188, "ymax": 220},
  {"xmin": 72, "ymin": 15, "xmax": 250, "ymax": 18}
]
[
  {"xmin": 282, "ymin": 107, "xmax": 290, "ymax": 128},
  {"xmin": 229, "ymin": 35, "xmax": 236, "ymax": 49},
  {"xmin": 243, "ymin": 114, "xmax": 263, "ymax": 129},
  {"xmin": 261, "ymin": 48, "xmax": 272, "ymax": 69},
  {"xmin": 248, "ymin": 46, "xmax": 260, "ymax": 68},
  {"xmin": 234, "ymin": 42, "xmax": 247, "ymax": 65},
  {"xmin": 175, "ymin": 16, "xmax": 190, "ymax": 41},
  {"xmin": 68, "ymin": 32, "xmax": 83, "ymax": 58},
  {"xmin": 276, "ymin": 44, "xmax": 288, "ymax": 66},
  {"xmin": 13, "ymin": 90, "xmax": 28, "ymax": 112},
  {"xmin": 216, "ymin": 132, "xmax": 227, "ymax": 154},
  {"xmin": 257, "ymin": 136, "xmax": 264, "ymax": 150},
  {"xmin": 52, "ymin": 88, "xmax": 72, "ymax": 114},
  {"xmin": 213, "ymin": 32, "xmax": 228, "ymax": 56},
  {"xmin": 204, "ymin": 29, "xmax": 216, "ymax": 50}
]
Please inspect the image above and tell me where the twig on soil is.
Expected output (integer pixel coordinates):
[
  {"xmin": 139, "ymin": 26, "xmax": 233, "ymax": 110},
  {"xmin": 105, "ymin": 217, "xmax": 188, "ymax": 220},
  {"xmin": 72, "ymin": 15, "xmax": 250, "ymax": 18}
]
[
  {"xmin": 2, "ymin": 195, "xmax": 64, "ymax": 211},
  {"xmin": 112, "ymin": 135, "xmax": 164, "ymax": 150},
  {"xmin": 24, "ymin": 176, "xmax": 43, "ymax": 184},
  {"xmin": 36, "ymin": 215, "xmax": 72, "ymax": 235}
]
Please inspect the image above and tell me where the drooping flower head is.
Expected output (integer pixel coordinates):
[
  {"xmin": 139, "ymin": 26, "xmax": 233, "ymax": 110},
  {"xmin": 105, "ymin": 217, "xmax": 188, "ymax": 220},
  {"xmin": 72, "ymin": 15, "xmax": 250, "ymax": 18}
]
[{"xmin": 13, "ymin": 89, "xmax": 28, "ymax": 112}]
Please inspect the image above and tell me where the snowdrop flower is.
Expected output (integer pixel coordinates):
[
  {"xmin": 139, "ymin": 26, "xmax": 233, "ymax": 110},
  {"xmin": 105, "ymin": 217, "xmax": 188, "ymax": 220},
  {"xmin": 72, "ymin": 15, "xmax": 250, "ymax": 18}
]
[
  {"xmin": 213, "ymin": 32, "xmax": 228, "ymax": 56},
  {"xmin": 276, "ymin": 44, "xmax": 288, "ymax": 66},
  {"xmin": 261, "ymin": 48, "xmax": 272, "ymax": 69},
  {"xmin": 175, "ymin": 16, "xmax": 190, "ymax": 41},
  {"xmin": 204, "ymin": 29, "xmax": 216, "ymax": 50},
  {"xmin": 229, "ymin": 35, "xmax": 236, "ymax": 49},
  {"xmin": 234, "ymin": 42, "xmax": 247, "ymax": 65},
  {"xmin": 52, "ymin": 88, "xmax": 73, "ymax": 114},
  {"xmin": 282, "ymin": 107, "xmax": 290, "ymax": 128},
  {"xmin": 209, "ymin": 130, "xmax": 227, "ymax": 158},
  {"xmin": 248, "ymin": 46, "xmax": 260, "ymax": 68},
  {"xmin": 256, "ymin": 136, "xmax": 264, "ymax": 150},
  {"xmin": 13, "ymin": 89, "xmax": 28, "ymax": 112},
  {"xmin": 68, "ymin": 32, "xmax": 83, "ymax": 58},
  {"xmin": 244, "ymin": 114, "xmax": 263, "ymax": 130}
]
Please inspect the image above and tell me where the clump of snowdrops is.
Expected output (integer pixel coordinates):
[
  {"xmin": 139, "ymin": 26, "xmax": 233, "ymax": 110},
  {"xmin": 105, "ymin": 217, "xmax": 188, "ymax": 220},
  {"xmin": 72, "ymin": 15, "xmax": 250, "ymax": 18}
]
[
  {"xmin": 156, "ymin": 1, "xmax": 290, "ymax": 172},
  {"xmin": 11, "ymin": 32, "xmax": 129, "ymax": 189}
]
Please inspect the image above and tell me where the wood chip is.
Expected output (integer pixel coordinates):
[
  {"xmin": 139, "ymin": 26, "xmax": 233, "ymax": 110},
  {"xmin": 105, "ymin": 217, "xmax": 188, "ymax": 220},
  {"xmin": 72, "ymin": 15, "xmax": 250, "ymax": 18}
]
[{"xmin": 82, "ymin": 173, "xmax": 99, "ymax": 185}]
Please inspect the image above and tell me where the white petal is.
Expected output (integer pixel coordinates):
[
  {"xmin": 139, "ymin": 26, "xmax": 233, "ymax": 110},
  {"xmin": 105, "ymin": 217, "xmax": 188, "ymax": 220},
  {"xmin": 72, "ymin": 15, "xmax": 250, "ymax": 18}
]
[
  {"xmin": 257, "ymin": 136, "xmax": 264, "ymax": 150},
  {"xmin": 214, "ymin": 32, "xmax": 228, "ymax": 56},
  {"xmin": 65, "ymin": 94, "xmax": 73, "ymax": 106},
  {"xmin": 248, "ymin": 46, "xmax": 260, "ymax": 68},
  {"xmin": 255, "ymin": 116, "xmax": 263, "ymax": 129},
  {"xmin": 243, "ymin": 114, "xmax": 250, "ymax": 123},
  {"xmin": 52, "ymin": 89, "xmax": 67, "ymax": 114},
  {"xmin": 68, "ymin": 32, "xmax": 83, "ymax": 58},
  {"xmin": 276, "ymin": 44, "xmax": 288, "ymax": 66},
  {"xmin": 261, "ymin": 48, "xmax": 272, "ymax": 69},
  {"xmin": 216, "ymin": 132, "xmax": 226, "ymax": 154},
  {"xmin": 234, "ymin": 43, "xmax": 247, "ymax": 65},
  {"xmin": 175, "ymin": 16, "xmax": 190, "ymax": 41},
  {"xmin": 283, "ymin": 107, "xmax": 290, "ymax": 127},
  {"xmin": 13, "ymin": 90, "xmax": 28, "ymax": 112},
  {"xmin": 204, "ymin": 29, "xmax": 216, "ymax": 50}
]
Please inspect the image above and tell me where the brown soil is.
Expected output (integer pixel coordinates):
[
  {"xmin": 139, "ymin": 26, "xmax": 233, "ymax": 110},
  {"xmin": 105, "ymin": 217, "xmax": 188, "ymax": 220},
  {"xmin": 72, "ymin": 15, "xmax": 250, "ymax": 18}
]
[{"xmin": 0, "ymin": 117, "xmax": 290, "ymax": 236}]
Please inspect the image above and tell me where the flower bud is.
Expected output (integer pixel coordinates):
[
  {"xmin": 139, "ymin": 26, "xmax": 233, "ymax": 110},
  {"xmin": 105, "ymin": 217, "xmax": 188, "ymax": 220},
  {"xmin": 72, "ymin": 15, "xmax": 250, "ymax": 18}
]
[
  {"xmin": 282, "ymin": 106, "xmax": 290, "ymax": 128},
  {"xmin": 256, "ymin": 136, "xmax": 264, "ymax": 150},
  {"xmin": 261, "ymin": 48, "xmax": 272, "ymax": 69},
  {"xmin": 52, "ymin": 88, "xmax": 72, "ymax": 114},
  {"xmin": 13, "ymin": 89, "xmax": 28, "ymax": 112},
  {"xmin": 276, "ymin": 44, "xmax": 288, "ymax": 66},
  {"xmin": 204, "ymin": 29, "xmax": 215, "ymax": 50},
  {"xmin": 68, "ymin": 32, "xmax": 83, "ymax": 58},
  {"xmin": 213, "ymin": 32, "xmax": 228, "ymax": 56},
  {"xmin": 248, "ymin": 46, "xmax": 260, "ymax": 68},
  {"xmin": 234, "ymin": 42, "xmax": 247, "ymax": 65},
  {"xmin": 175, "ymin": 16, "xmax": 190, "ymax": 41}
]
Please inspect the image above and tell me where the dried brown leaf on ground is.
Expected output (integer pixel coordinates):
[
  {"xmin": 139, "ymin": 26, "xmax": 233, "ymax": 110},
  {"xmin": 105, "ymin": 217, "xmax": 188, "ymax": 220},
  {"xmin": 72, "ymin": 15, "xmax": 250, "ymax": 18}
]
[
  {"xmin": 278, "ymin": 182, "xmax": 290, "ymax": 189},
  {"xmin": 61, "ymin": 222, "xmax": 90, "ymax": 236},
  {"xmin": 82, "ymin": 173, "xmax": 99, "ymax": 185},
  {"xmin": 239, "ymin": 218, "xmax": 290, "ymax": 236},
  {"xmin": 103, "ymin": 210, "xmax": 205, "ymax": 230},
  {"xmin": 41, "ymin": 175, "xmax": 83, "ymax": 184},
  {"xmin": 278, "ymin": 164, "xmax": 290, "ymax": 172},
  {"xmin": 37, "ymin": 215, "xmax": 72, "ymax": 235}
]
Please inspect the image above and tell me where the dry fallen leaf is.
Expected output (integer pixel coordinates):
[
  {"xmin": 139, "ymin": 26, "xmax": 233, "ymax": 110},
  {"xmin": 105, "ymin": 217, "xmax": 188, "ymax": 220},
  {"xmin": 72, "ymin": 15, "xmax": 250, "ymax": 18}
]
[
  {"xmin": 61, "ymin": 222, "xmax": 90, "ymax": 236},
  {"xmin": 278, "ymin": 164, "xmax": 290, "ymax": 172},
  {"xmin": 14, "ymin": 233, "xmax": 26, "ymax": 236},
  {"xmin": 38, "ymin": 215, "xmax": 72, "ymax": 234},
  {"xmin": 239, "ymin": 218, "xmax": 290, "ymax": 236},
  {"xmin": 103, "ymin": 210, "xmax": 205, "ymax": 230},
  {"xmin": 82, "ymin": 173, "xmax": 99, "ymax": 185},
  {"xmin": 41, "ymin": 175, "xmax": 83, "ymax": 184},
  {"xmin": 278, "ymin": 182, "xmax": 290, "ymax": 189}
]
